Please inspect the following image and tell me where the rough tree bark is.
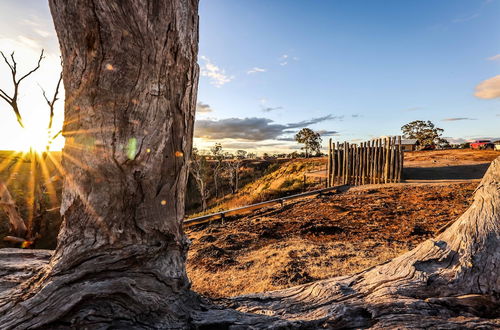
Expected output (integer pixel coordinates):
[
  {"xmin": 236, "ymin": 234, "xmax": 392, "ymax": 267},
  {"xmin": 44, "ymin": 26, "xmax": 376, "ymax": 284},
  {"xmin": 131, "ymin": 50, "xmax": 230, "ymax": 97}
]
[{"xmin": 0, "ymin": 0, "xmax": 200, "ymax": 328}]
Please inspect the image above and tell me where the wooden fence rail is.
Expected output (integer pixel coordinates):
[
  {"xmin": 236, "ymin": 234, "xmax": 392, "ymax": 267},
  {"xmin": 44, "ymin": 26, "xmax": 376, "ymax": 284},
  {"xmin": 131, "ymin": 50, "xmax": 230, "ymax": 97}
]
[{"xmin": 327, "ymin": 136, "xmax": 403, "ymax": 187}]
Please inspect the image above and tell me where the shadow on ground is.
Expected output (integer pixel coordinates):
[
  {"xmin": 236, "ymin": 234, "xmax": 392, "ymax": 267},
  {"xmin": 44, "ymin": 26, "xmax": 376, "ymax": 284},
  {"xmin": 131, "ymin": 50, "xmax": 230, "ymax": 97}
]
[{"xmin": 404, "ymin": 163, "xmax": 490, "ymax": 181}]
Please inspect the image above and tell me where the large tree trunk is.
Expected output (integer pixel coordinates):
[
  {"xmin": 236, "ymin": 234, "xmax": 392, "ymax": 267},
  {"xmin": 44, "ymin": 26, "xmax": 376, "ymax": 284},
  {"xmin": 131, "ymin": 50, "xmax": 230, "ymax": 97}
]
[{"xmin": 0, "ymin": 1, "xmax": 200, "ymax": 328}]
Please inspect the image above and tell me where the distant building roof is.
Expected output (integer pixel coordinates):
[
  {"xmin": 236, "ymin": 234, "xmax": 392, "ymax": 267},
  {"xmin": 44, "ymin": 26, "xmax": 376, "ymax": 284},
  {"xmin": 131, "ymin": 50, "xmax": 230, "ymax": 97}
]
[{"xmin": 401, "ymin": 139, "xmax": 418, "ymax": 145}]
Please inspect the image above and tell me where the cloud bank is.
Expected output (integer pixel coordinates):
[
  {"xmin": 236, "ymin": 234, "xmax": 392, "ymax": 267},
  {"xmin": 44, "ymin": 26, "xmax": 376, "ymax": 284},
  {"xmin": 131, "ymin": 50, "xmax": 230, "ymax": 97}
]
[
  {"xmin": 194, "ymin": 115, "xmax": 339, "ymax": 141},
  {"xmin": 196, "ymin": 102, "xmax": 213, "ymax": 113}
]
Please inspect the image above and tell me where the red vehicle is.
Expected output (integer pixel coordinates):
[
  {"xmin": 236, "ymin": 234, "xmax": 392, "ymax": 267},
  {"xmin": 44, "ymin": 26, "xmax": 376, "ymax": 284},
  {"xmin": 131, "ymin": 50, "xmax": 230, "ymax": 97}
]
[{"xmin": 470, "ymin": 140, "xmax": 494, "ymax": 150}]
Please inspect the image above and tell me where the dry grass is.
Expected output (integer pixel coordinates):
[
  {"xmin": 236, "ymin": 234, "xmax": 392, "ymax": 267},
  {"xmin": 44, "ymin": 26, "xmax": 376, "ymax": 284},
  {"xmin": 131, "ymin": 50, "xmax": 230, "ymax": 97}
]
[
  {"xmin": 189, "ymin": 158, "xmax": 326, "ymax": 217},
  {"xmin": 188, "ymin": 237, "xmax": 407, "ymax": 297}
]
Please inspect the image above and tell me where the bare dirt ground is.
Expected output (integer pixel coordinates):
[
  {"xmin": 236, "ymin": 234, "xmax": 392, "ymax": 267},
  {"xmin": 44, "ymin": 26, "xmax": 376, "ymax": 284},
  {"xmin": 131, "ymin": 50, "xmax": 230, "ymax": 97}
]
[
  {"xmin": 186, "ymin": 181, "xmax": 478, "ymax": 298},
  {"xmin": 403, "ymin": 149, "xmax": 498, "ymax": 181}
]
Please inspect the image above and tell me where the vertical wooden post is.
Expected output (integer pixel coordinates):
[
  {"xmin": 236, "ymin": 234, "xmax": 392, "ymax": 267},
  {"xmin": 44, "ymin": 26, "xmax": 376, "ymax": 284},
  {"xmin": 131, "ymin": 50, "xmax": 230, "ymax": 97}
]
[
  {"xmin": 331, "ymin": 142, "xmax": 336, "ymax": 187},
  {"xmin": 397, "ymin": 135, "xmax": 403, "ymax": 183},
  {"xmin": 388, "ymin": 136, "xmax": 394, "ymax": 183},
  {"xmin": 358, "ymin": 144, "xmax": 362, "ymax": 185},
  {"xmin": 365, "ymin": 142, "xmax": 369, "ymax": 184},
  {"xmin": 344, "ymin": 142, "xmax": 349, "ymax": 185},
  {"xmin": 371, "ymin": 141, "xmax": 374, "ymax": 184},
  {"xmin": 394, "ymin": 136, "xmax": 398, "ymax": 183},
  {"xmin": 362, "ymin": 142, "xmax": 365, "ymax": 185},
  {"xmin": 352, "ymin": 144, "xmax": 355, "ymax": 185},
  {"xmin": 350, "ymin": 144, "xmax": 354, "ymax": 185},
  {"xmin": 337, "ymin": 142, "xmax": 344, "ymax": 184},
  {"xmin": 327, "ymin": 138, "xmax": 332, "ymax": 187},
  {"xmin": 367, "ymin": 141, "xmax": 372, "ymax": 184},
  {"xmin": 384, "ymin": 137, "xmax": 389, "ymax": 183},
  {"xmin": 374, "ymin": 140, "xmax": 378, "ymax": 184},
  {"xmin": 376, "ymin": 139, "xmax": 379, "ymax": 183},
  {"xmin": 376, "ymin": 139, "xmax": 381, "ymax": 184},
  {"xmin": 359, "ymin": 144, "xmax": 363, "ymax": 185},
  {"xmin": 352, "ymin": 145, "xmax": 356, "ymax": 186},
  {"xmin": 370, "ymin": 140, "xmax": 375, "ymax": 184},
  {"xmin": 396, "ymin": 135, "xmax": 402, "ymax": 182},
  {"xmin": 361, "ymin": 142, "xmax": 365, "ymax": 185},
  {"xmin": 342, "ymin": 143, "xmax": 345, "ymax": 185}
]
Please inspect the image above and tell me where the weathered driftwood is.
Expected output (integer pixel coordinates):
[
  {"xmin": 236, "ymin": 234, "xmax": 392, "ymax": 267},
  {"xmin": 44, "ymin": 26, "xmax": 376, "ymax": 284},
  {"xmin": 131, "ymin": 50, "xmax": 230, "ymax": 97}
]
[{"xmin": 0, "ymin": 249, "xmax": 52, "ymax": 296}]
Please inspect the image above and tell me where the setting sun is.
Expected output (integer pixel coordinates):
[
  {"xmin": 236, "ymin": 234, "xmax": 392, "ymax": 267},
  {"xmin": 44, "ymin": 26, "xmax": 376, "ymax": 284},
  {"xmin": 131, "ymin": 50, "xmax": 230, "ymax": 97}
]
[{"xmin": 18, "ymin": 125, "xmax": 51, "ymax": 153}]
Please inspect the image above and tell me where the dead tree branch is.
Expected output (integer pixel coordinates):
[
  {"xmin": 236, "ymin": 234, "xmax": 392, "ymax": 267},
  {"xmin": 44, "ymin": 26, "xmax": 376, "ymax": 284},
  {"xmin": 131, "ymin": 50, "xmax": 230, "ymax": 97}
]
[{"xmin": 0, "ymin": 49, "xmax": 44, "ymax": 128}]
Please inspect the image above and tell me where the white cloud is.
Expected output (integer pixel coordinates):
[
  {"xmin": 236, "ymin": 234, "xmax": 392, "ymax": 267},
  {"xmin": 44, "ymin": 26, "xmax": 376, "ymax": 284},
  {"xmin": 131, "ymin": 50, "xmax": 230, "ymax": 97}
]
[
  {"xmin": 475, "ymin": 75, "xmax": 500, "ymax": 99},
  {"xmin": 487, "ymin": 54, "xmax": 500, "ymax": 61},
  {"xmin": 279, "ymin": 54, "xmax": 299, "ymax": 66},
  {"xmin": 199, "ymin": 56, "xmax": 234, "ymax": 87},
  {"xmin": 279, "ymin": 54, "xmax": 288, "ymax": 66},
  {"xmin": 247, "ymin": 67, "xmax": 266, "ymax": 74}
]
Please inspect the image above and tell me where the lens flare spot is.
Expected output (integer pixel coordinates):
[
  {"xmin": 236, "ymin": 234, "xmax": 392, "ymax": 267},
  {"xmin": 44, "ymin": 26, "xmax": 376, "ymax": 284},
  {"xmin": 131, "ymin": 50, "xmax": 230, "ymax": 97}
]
[
  {"xmin": 146, "ymin": 148, "xmax": 151, "ymax": 153},
  {"xmin": 161, "ymin": 200, "xmax": 167, "ymax": 205},
  {"xmin": 126, "ymin": 138, "xmax": 138, "ymax": 160},
  {"xmin": 21, "ymin": 240, "xmax": 33, "ymax": 249}
]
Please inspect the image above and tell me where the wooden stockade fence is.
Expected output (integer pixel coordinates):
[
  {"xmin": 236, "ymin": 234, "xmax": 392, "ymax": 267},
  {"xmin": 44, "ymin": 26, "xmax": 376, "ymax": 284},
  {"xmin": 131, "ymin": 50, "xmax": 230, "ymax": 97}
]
[{"xmin": 327, "ymin": 136, "xmax": 404, "ymax": 187}]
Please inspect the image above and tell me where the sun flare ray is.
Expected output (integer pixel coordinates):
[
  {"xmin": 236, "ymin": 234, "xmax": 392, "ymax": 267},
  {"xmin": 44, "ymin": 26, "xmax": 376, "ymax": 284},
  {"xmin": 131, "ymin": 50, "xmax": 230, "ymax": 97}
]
[{"xmin": 38, "ymin": 155, "xmax": 59, "ymax": 209}]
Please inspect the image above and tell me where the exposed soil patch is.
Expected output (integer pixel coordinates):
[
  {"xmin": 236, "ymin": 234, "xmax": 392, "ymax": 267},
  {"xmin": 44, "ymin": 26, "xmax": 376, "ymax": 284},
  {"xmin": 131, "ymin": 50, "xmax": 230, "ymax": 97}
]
[{"xmin": 186, "ymin": 181, "xmax": 478, "ymax": 298}]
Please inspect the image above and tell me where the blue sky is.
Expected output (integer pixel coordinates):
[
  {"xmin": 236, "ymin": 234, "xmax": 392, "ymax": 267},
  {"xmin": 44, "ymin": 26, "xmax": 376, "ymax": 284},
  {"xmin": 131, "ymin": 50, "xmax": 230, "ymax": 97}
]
[{"xmin": 0, "ymin": 0, "xmax": 499, "ymax": 152}]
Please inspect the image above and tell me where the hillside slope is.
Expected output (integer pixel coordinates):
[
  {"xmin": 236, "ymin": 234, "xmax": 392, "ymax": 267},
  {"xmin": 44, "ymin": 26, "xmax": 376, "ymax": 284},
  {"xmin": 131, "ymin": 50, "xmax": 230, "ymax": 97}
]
[{"xmin": 192, "ymin": 158, "xmax": 326, "ymax": 215}]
